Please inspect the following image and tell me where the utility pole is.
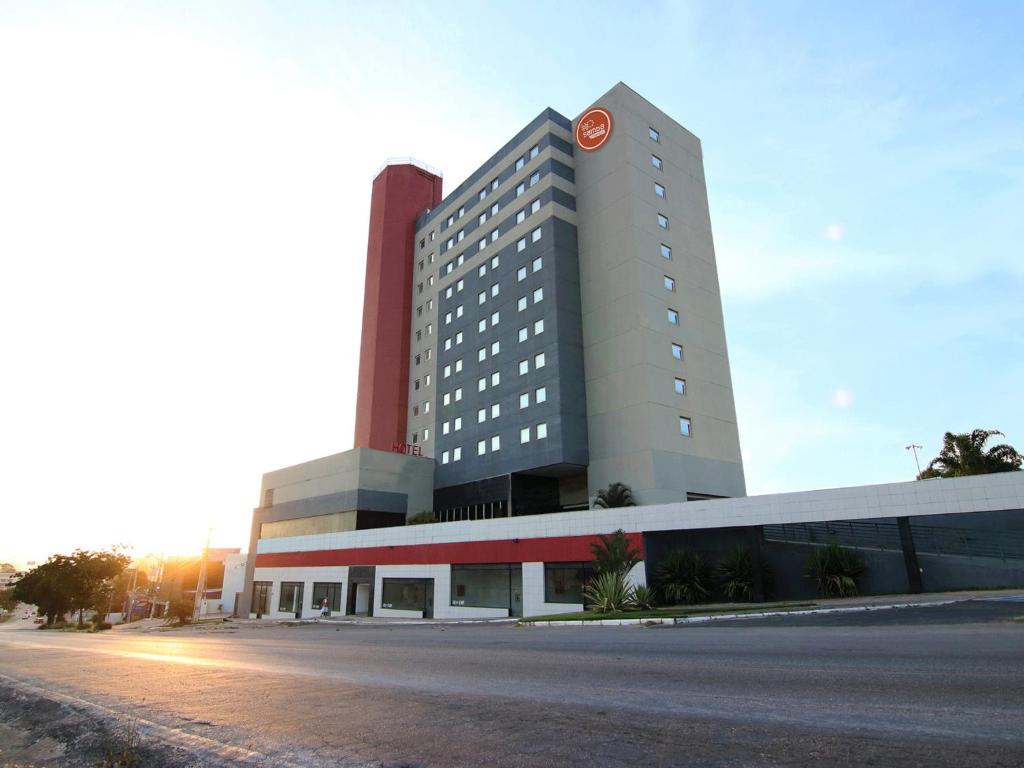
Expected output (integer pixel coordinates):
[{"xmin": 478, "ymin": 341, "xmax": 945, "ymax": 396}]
[
  {"xmin": 192, "ymin": 527, "xmax": 212, "ymax": 624},
  {"xmin": 905, "ymin": 444, "xmax": 923, "ymax": 478},
  {"xmin": 150, "ymin": 554, "xmax": 165, "ymax": 619}
]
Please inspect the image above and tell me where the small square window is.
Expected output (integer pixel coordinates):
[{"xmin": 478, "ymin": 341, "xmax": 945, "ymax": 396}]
[
  {"xmin": 518, "ymin": 327, "xmax": 528, "ymax": 342},
  {"xmin": 519, "ymin": 392, "xmax": 529, "ymax": 409},
  {"xmin": 478, "ymin": 440, "xmax": 486, "ymax": 456},
  {"xmin": 674, "ymin": 378, "xmax": 686, "ymax": 395},
  {"xmin": 478, "ymin": 408, "xmax": 486, "ymax": 423},
  {"xmin": 520, "ymin": 427, "xmax": 530, "ymax": 444},
  {"xmin": 534, "ymin": 319, "xmax": 544, "ymax": 334},
  {"xmin": 529, "ymin": 171, "xmax": 540, "ymax": 187},
  {"xmin": 655, "ymin": 182, "xmax": 666, "ymax": 198},
  {"xmin": 668, "ymin": 308, "xmax": 679, "ymax": 325},
  {"xmin": 518, "ymin": 296, "xmax": 527, "ymax": 312},
  {"xmin": 453, "ymin": 447, "xmax": 461, "ymax": 461},
  {"xmin": 491, "ymin": 435, "xmax": 500, "ymax": 451},
  {"xmin": 679, "ymin": 416, "xmax": 692, "ymax": 437},
  {"xmin": 536, "ymin": 386, "xmax": 547, "ymax": 403},
  {"xmin": 531, "ymin": 227, "xmax": 542, "ymax": 242},
  {"xmin": 442, "ymin": 450, "xmax": 450, "ymax": 464},
  {"xmin": 672, "ymin": 343, "xmax": 683, "ymax": 360},
  {"xmin": 536, "ymin": 422, "xmax": 548, "ymax": 439},
  {"xmin": 661, "ymin": 243, "xmax": 672, "ymax": 260},
  {"xmin": 517, "ymin": 238, "xmax": 526, "ymax": 252},
  {"xmin": 658, "ymin": 214, "xmax": 669, "ymax": 229},
  {"xmin": 517, "ymin": 266, "xmax": 527, "ymax": 281},
  {"xmin": 649, "ymin": 126, "xmax": 660, "ymax": 142},
  {"xmin": 516, "ymin": 156, "xmax": 525, "ymax": 171},
  {"xmin": 530, "ymin": 199, "xmax": 540, "ymax": 214},
  {"xmin": 664, "ymin": 276, "xmax": 675, "ymax": 291},
  {"xmin": 532, "ymin": 256, "xmax": 542, "ymax": 272},
  {"xmin": 535, "ymin": 352, "xmax": 546, "ymax": 369},
  {"xmin": 490, "ymin": 255, "xmax": 500, "ymax": 269},
  {"xmin": 533, "ymin": 287, "xmax": 544, "ymax": 303},
  {"xmin": 491, "ymin": 403, "xmax": 500, "ymax": 418},
  {"xmin": 651, "ymin": 154, "xmax": 663, "ymax": 170},
  {"xmin": 519, "ymin": 359, "xmax": 529, "ymax": 375},
  {"xmin": 529, "ymin": 144, "xmax": 539, "ymax": 159}
]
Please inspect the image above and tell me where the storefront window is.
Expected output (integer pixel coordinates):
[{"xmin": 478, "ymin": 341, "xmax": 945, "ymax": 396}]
[
  {"xmin": 381, "ymin": 578, "xmax": 431, "ymax": 611},
  {"xmin": 278, "ymin": 581, "xmax": 304, "ymax": 613},
  {"xmin": 311, "ymin": 582, "xmax": 342, "ymax": 612},
  {"xmin": 543, "ymin": 563, "xmax": 594, "ymax": 604},
  {"xmin": 450, "ymin": 564, "xmax": 521, "ymax": 609}
]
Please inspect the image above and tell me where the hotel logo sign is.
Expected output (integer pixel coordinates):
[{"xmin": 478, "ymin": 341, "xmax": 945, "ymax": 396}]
[{"xmin": 575, "ymin": 107, "xmax": 613, "ymax": 152}]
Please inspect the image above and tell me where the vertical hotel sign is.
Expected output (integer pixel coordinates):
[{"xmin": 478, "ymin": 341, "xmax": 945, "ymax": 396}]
[{"xmin": 575, "ymin": 107, "xmax": 613, "ymax": 151}]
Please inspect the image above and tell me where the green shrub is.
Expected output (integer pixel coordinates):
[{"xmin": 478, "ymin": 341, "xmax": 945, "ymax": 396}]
[
  {"xmin": 715, "ymin": 546, "xmax": 772, "ymax": 602},
  {"xmin": 167, "ymin": 597, "xmax": 195, "ymax": 626},
  {"xmin": 590, "ymin": 529, "xmax": 641, "ymax": 576},
  {"xmin": 654, "ymin": 549, "xmax": 712, "ymax": 605},
  {"xmin": 582, "ymin": 571, "xmax": 634, "ymax": 613},
  {"xmin": 406, "ymin": 510, "xmax": 438, "ymax": 525},
  {"xmin": 92, "ymin": 621, "xmax": 113, "ymax": 631},
  {"xmin": 631, "ymin": 584, "xmax": 656, "ymax": 610},
  {"xmin": 803, "ymin": 542, "xmax": 866, "ymax": 597}
]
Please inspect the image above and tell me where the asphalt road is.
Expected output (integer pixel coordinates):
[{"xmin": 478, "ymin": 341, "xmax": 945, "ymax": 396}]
[{"xmin": 1, "ymin": 599, "xmax": 1023, "ymax": 767}]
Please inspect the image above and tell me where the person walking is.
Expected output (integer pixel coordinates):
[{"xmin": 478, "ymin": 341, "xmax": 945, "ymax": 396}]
[{"xmin": 319, "ymin": 598, "xmax": 330, "ymax": 619}]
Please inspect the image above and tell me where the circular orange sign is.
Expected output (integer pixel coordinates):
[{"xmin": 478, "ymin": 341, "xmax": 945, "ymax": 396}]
[{"xmin": 575, "ymin": 107, "xmax": 613, "ymax": 152}]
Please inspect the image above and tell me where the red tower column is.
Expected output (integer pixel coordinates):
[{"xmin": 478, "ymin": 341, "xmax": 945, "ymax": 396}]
[{"xmin": 354, "ymin": 163, "xmax": 443, "ymax": 451}]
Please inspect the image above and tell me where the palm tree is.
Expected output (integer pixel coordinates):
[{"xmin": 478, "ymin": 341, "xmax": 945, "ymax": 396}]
[
  {"xmin": 589, "ymin": 529, "xmax": 641, "ymax": 575},
  {"xmin": 919, "ymin": 429, "xmax": 1022, "ymax": 479},
  {"xmin": 592, "ymin": 482, "xmax": 636, "ymax": 509}
]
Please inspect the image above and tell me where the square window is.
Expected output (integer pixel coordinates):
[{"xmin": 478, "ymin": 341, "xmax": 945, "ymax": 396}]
[
  {"xmin": 478, "ymin": 408, "xmax": 486, "ymax": 423},
  {"xmin": 518, "ymin": 296, "xmax": 528, "ymax": 312},
  {"xmin": 478, "ymin": 377, "xmax": 487, "ymax": 392},
  {"xmin": 478, "ymin": 319, "xmax": 487, "ymax": 333},
  {"xmin": 517, "ymin": 266, "xmax": 527, "ymax": 281},
  {"xmin": 668, "ymin": 308, "xmax": 679, "ymax": 324},
  {"xmin": 518, "ymin": 326, "xmax": 528, "ymax": 342},
  {"xmin": 454, "ymin": 415, "xmax": 462, "ymax": 429},
  {"xmin": 490, "ymin": 311, "xmax": 499, "ymax": 325},
  {"xmin": 532, "ymin": 228, "xmax": 542, "ymax": 243},
  {"xmin": 661, "ymin": 243, "xmax": 672, "ymax": 260},
  {"xmin": 529, "ymin": 144, "xmax": 539, "ymax": 159},
  {"xmin": 478, "ymin": 440, "xmax": 486, "ymax": 456},
  {"xmin": 517, "ymin": 210, "xmax": 526, "ymax": 224},
  {"xmin": 675, "ymin": 378, "xmax": 686, "ymax": 395},
  {"xmin": 536, "ymin": 422, "xmax": 548, "ymax": 439},
  {"xmin": 519, "ymin": 392, "xmax": 529, "ymax": 409},
  {"xmin": 478, "ymin": 264, "xmax": 487, "ymax": 277},
  {"xmin": 491, "ymin": 435, "xmax": 500, "ymax": 451},
  {"xmin": 519, "ymin": 359, "xmax": 529, "ymax": 375},
  {"xmin": 535, "ymin": 352, "xmax": 546, "ymax": 368},
  {"xmin": 655, "ymin": 182, "xmax": 666, "ymax": 198},
  {"xmin": 532, "ymin": 256, "xmax": 542, "ymax": 272},
  {"xmin": 516, "ymin": 182, "xmax": 525, "ymax": 197},
  {"xmin": 491, "ymin": 403, "xmax": 500, "ymax": 418},
  {"xmin": 649, "ymin": 126, "xmax": 660, "ymax": 142},
  {"xmin": 491, "ymin": 283, "xmax": 499, "ymax": 297},
  {"xmin": 453, "ymin": 447, "xmax": 461, "ymax": 461},
  {"xmin": 442, "ymin": 450, "xmax": 450, "ymax": 464},
  {"xmin": 672, "ymin": 343, "xmax": 683, "ymax": 360},
  {"xmin": 679, "ymin": 416, "xmax": 692, "ymax": 437},
  {"xmin": 531, "ymin": 199, "xmax": 540, "ymax": 214},
  {"xmin": 664, "ymin": 276, "xmax": 675, "ymax": 291},
  {"xmin": 521, "ymin": 427, "xmax": 530, "ymax": 444},
  {"xmin": 491, "ymin": 371, "xmax": 500, "ymax": 386},
  {"xmin": 658, "ymin": 214, "xmax": 669, "ymax": 229},
  {"xmin": 533, "ymin": 287, "xmax": 544, "ymax": 303},
  {"xmin": 536, "ymin": 386, "xmax": 547, "ymax": 403},
  {"xmin": 490, "ymin": 255, "xmax": 500, "ymax": 268},
  {"xmin": 478, "ymin": 347, "xmax": 486, "ymax": 362},
  {"xmin": 529, "ymin": 171, "xmax": 540, "ymax": 187},
  {"xmin": 516, "ymin": 156, "xmax": 525, "ymax": 171},
  {"xmin": 651, "ymin": 154, "xmax": 663, "ymax": 170},
  {"xmin": 490, "ymin": 340, "xmax": 499, "ymax": 355},
  {"xmin": 534, "ymin": 319, "xmax": 544, "ymax": 334}
]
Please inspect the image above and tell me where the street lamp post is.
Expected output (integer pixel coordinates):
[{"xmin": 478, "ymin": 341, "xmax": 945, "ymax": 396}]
[{"xmin": 905, "ymin": 444, "xmax": 923, "ymax": 478}]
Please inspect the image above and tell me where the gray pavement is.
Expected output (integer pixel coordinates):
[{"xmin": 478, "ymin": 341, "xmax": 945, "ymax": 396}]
[{"xmin": 1, "ymin": 597, "xmax": 1023, "ymax": 767}]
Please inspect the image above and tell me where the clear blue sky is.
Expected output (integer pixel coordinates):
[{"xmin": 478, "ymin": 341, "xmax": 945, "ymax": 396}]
[{"xmin": 1, "ymin": 1, "xmax": 1021, "ymax": 566}]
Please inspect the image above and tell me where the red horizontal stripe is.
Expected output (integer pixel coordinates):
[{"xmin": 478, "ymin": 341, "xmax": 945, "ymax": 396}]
[{"xmin": 254, "ymin": 532, "xmax": 644, "ymax": 568}]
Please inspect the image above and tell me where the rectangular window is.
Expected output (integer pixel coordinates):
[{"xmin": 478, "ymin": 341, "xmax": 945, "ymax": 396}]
[
  {"xmin": 516, "ymin": 182, "xmax": 525, "ymax": 197},
  {"xmin": 661, "ymin": 243, "xmax": 672, "ymax": 260},
  {"xmin": 536, "ymin": 386, "xmax": 547, "ymax": 403},
  {"xmin": 491, "ymin": 372, "xmax": 500, "ymax": 386},
  {"xmin": 478, "ymin": 264, "xmax": 487, "ymax": 277},
  {"xmin": 491, "ymin": 178, "xmax": 499, "ymax": 191},
  {"xmin": 416, "ymin": 329, "xmax": 422, "ymax": 342},
  {"xmin": 517, "ymin": 266, "xmax": 527, "ymax": 281},
  {"xmin": 664, "ymin": 275, "xmax": 675, "ymax": 291},
  {"xmin": 423, "ymin": 400, "xmax": 430, "ymax": 413},
  {"xmin": 455, "ymin": 331, "xmax": 463, "ymax": 345},
  {"xmin": 534, "ymin": 319, "xmax": 544, "ymax": 335},
  {"xmin": 517, "ymin": 208, "xmax": 527, "ymax": 224},
  {"xmin": 491, "ymin": 283, "xmax": 499, "ymax": 297},
  {"xmin": 458, "ymin": 205, "xmax": 465, "ymax": 218},
  {"xmin": 517, "ymin": 238, "xmax": 526, "ymax": 253},
  {"xmin": 414, "ymin": 378, "xmax": 420, "ymax": 391},
  {"xmin": 544, "ymin": 562, "xmax": 593, "ymax": 604},
  {"xmin": 427, "ymin": 321, "xmax": 433, "ymax": 333},
  {"xmin": 454, "ymin": 307, "xmax": 461, "ymax": 319},
  {"xmin": 529, "ymin": 144, "xmax": 539, "ymax": 159},
  {"xmin": 532, "ymin": 256, "xmax": 542, "ymax": 272},
  {"xmin": 415, "ymin": 354, "xmax": 421, "ymax": 365},
  {"xmin": 478, "ymin": 319, "xmax": 487, "ymax": 333},
  {"xmin": 491, "ymin": 435, "xmax": 500, "ymax": 451},
  {"xmin": 445, "ymin": 286, "xmax": 453, "ymax": 299},
  {"xmin": 490, "ymin": 340, "xmax": 499, "ymax": 355},
  {"xmin": 418, "ymin": 283, "xmax": 423, "ymax": 294},
  {"xmin": 478, "ymin": 347, "xmax": 486, "ymax": 362},
  {"xmin": 535, "ymin": 352, "xmax": 546, "ymax": 369},
  {"xmin": 519, "ymin": 359, "xmax": 529, "ymax": 375},
  {"xmin": 278, "ymin": 582, "xmax": 304, "ymax": 613},
  {"xmin": 444, "ymin": 338, "xmax": 452, "ymax": 351},
  {"xmin": 655, "ymin": 182, "xmax": 666, "ymax": 198},
  {"xmin": 529, "ymin": 171, "xmax": 540, "ymax": 187},
  {"xmin": 491, "ymin": 202, "xmax": 499, "ymax": 215},
  {"xmin": 454, "ymin": 414, "xmax": 462, "ymax": 428},
  {"xmin": 490, "ymin": 403, "xmax": 500, "ymax": 418},
  {"xmin": 423, "ymin": 427, "xmax": 429, "ymax": 442},
  {"xmin": 442, "ymin": 450, "xmax": 450, "ymax": 464},
  {"xmin": 531, "ymin": 228, "xmax": 542, "ymax": 243},
  {"xmin": 478, "ymin": 408, "xmax": 486, "ymax": 423},
  {"xmin": 530, "ymin": 199, "xmax": 540, "ymax": 214},
  {"xmin": 537, "ymin": 422, "xmax": 548, "ymax": 439},
  {"xmin": 651, "ymin": 154, "xmax": 663, "ymax": 170},
  {"xmin": 520, "ymin": 427, "xmax": 530, "ymax": 444},
  {"xmin": 516, "ymin": 156, "xmax": 525, "ymax": 171},
  {"xmin": 490, "ymin": 255, "xmax": 499, "ymax": 269},
  {"xmin": 479, "ymin": 189, "xmax": 486, "ymax": 202},
  {"xmin": 442, "ymin": 421, "xmax": 450, "ymax": 435},
  {"xmin": 478, "ymin": 377, "xmax": 486, "ymax": 392},
  {"xmin": 478, "ymin": 290, "xmax": 486, "ymax": 305},
  {"xmin": 478, "ymin": 239, "xmax": 486, "ymax": 252},
  {"xmin": 456, "ymin": 254, "xmax": 463, "ymax": 267},
  {"xmin": 413, "ymin": 404, "xmax": 419, "ymax": 416},
  {"xmin": 381, "ymin": 578, "xmax": 432, "ymax": 612},
  {"xmin": 444, "ymin": 312, "xmax": 452, "ymax": 325},
  {"xmin": 518, "ymin": 296, "xmax": 527, "ymax": 312},
  {"xmin": 649, "ymin": 126, "xmax": 660, "ymax": 142},
  {"xmin": 479, "ymin": 212, "xmax": 486, "ymax": 225},
  {"xmin": 674, "ymin": 378, "xmax": 686, "ymax": 395},
  {"xmin": 478, "ymin": 439, "xmax": 486, "ymax": 456},
  {"xmin": 447, "ymin": 215, "xmax": 454, "ymax": 227},
  {"xmin": 533, "ymin": 287, "xmax": 544, "ymax": 303},
  {"xmin": 457, "ymin": 278, "xmax": 464, "ymax": 292},
  {"xmin": 519, "ymin": 392, "xmax": 529, "ymax": 409},
  {"xmin": 425, "ymin": 373, "xmax": 431, "ymax": 386},
  {"xmin": 668, "ymin": 308, "xmax": 679, "ymax": 324},
  {"xmin": 490, "ymin": 229, "xmax": 499, "ymax": 243},
  {"xmin": 672, "ymin": 343, "xmax": 683, "ymax": 360},
  {"xmin": 490, "ymin": 311, "xmax": 499, "ymax": 326},
  {"xmin": 443, "ymin": 365, "xmax": 451, "ymax": 379},
  {"xmin": 658, "ymin": 213, "xmax": 669, "ymax": 229},
  {"xmin": 518, "ymin": 326, "xmax": 528, "ymax": 342},
  {"xmin": 453, "ymin": 447, "xmax": 462, "ymax": 461},
  {"xmin": 679, "ymin": 416, "xmax": 692, "ymax": 437},
  {"xmin": 450, "ymin": 564, "xmax": 520, "ymax": 609},
  {"xmin": 455, "ymin": 359, "xmax": 463, "ymax": 373}
]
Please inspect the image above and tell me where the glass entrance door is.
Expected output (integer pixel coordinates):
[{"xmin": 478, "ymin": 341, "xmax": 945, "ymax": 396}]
[{"xmin": 253, "ymin": 581, "xmax": 271, "ymax": 618}]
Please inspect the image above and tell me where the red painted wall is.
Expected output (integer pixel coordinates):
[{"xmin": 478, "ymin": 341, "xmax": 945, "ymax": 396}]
[
  {"xmin": 254, "ymin": 532, "xmax": 645, "ymax": 568},
  {"xmin": 354, "ymin": 164, "xmax": 443, "ymax": 451}
]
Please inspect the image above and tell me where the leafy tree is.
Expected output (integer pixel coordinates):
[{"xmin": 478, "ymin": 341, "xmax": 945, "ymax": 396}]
[
  {"xmin": 407, "ymin": 511, "xmax": 438, "ymax": 525},
  {"xmin": 654, "ymin": 549, "xmax": 712, "ymax": 605},
  {"xmin": 11, "ymin": 548, "xmax": 130, "ymax": 626},
  {"xmin": 68, "ymin": 549, "xmax": 131, "ymax": 626},
  {"xmin": 589, "ymin": 529, "xmax": 641, "ymax": 576},
  {"xmin": 919, "ymin": 429, "xmax": 1022, "ymax": 479},
  {"xmin": 592, "ymin": 482, "xmax": 636, "ymax": 509},
  {"xmin": 804, "ymin": 542, "xmax": 866, "ymax": 597},
  {"xmin": 0, "ymin": 587, "xmax": 17, "ymax": 612},
  {"xmin": 12, "ymin": 556, "xmax": 76, "ymax": 624}
]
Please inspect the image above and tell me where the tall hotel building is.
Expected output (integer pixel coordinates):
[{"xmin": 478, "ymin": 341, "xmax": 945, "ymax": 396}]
[{"xmin": 241, "ymin": 83, "xmax": 746, "ymax": 618}]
